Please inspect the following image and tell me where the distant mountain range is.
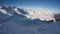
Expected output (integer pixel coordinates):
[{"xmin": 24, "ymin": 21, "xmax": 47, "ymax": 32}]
[{"xmin": 0, "ymin": 5, "xmax": 60, "ymax": 22}]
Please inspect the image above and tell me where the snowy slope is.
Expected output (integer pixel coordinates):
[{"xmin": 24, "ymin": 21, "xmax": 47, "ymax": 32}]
[{"xmin": 1, "ymin": 16, "xmax": 60, "ymax": 34}]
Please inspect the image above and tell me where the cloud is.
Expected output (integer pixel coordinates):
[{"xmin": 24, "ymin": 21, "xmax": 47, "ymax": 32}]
[{"xmin": 23, "ymin": 8, "xmax": 60, "ymax": 22}]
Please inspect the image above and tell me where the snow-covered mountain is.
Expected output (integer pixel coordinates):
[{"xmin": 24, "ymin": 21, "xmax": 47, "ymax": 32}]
[
  {"xmin": 0, "ymin": 5, "xmax": 28, "ymax": 22},
  {"xmin": 0, "ymin": 5, "xmax": 60, "ymax": 22}
]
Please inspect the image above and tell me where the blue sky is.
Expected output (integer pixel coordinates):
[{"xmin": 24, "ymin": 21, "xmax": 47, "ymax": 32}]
[{"xmin": 0, "ymin": 0, "xmax": 60, "ymax": 10}]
